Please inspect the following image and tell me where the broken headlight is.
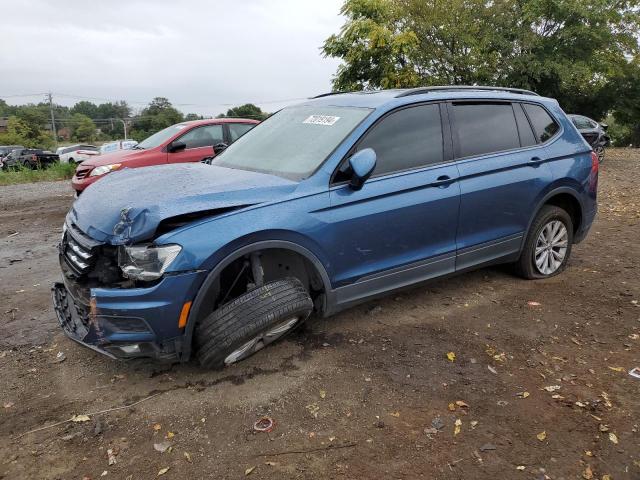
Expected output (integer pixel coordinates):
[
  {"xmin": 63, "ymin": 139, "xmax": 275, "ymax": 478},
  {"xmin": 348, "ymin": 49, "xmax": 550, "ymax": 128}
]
[{"xmin": 118, "ymin": 244, "xmax": 182, "ymax": 281}]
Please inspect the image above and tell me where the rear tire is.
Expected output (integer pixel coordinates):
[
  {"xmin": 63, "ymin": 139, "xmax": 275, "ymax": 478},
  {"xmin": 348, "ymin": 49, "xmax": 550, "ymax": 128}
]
[
  {"xmin": 515, "ymin": 205, "xmax": 573, "ymax": 279},
  {"xmin": 195, "ymin": 277, "xmax": 313, "ymax": 369}
]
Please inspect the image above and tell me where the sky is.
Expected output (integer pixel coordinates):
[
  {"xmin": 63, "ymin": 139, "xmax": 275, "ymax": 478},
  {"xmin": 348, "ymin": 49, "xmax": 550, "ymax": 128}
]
[{"xmin": 0, "ymin": 0, "xmax": 345, "ymax": 116}]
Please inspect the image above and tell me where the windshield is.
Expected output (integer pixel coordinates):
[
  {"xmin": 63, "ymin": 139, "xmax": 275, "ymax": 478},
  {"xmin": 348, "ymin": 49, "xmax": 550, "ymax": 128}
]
[
  {"xmin": 136, "ymin": 124, "xmax": 189, "ymax": 149},
  {"xmin": 213, "ymin": 105, "xmax": 372, "ymax": 180}
]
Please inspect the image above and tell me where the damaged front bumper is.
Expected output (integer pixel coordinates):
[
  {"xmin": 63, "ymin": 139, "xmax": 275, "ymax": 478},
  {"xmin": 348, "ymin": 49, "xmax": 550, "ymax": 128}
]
[{"xmin": 52, "ymin": 270, "xmax": 206, "ymax": 361}]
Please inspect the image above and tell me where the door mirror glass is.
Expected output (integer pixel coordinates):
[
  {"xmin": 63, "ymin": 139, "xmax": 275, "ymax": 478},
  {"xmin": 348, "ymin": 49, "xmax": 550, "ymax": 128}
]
[
  {"xmin": 349, "ymin": 148, "xmax": 376, "ymax": 190},
  {"xmin": 213, "ymin": 142, "xmax": 229, "ymax": 154},
  {"xmin": 168, "ymin": 141, "xmax": 186, "ymax": 153}
]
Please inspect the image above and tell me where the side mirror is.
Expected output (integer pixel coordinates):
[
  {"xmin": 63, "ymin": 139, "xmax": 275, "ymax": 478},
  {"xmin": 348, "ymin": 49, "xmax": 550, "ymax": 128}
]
[
  {"xmin": 599, "ymin": 122, "xmax": 609, "ymax": 131},
  {"xmin": 348, "ymin": 148, "xmax": 376, "ymax": 190},
  {"xmin": 213, "ymin": 142, "xmax": 228, "ymax": 154},
  {"xmin": 168, "ymin": 141, "xmax": 186, "ymax": 153}
]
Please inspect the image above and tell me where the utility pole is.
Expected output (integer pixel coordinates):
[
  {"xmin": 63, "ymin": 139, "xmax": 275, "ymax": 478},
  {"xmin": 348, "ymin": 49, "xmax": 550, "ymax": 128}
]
[
  {"xmin": 46, "ymin": 92, "xmax": 58, "ymax": 148},
  {"xmin": 117, "ymin": 118, "xmax": 128, "ymax": 140}
]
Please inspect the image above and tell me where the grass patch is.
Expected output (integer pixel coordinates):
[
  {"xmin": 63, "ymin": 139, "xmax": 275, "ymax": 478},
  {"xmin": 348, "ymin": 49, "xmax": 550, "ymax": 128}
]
[{"xmin": 0, "ymin": 162, "xmax": 76, "ymax": 186}]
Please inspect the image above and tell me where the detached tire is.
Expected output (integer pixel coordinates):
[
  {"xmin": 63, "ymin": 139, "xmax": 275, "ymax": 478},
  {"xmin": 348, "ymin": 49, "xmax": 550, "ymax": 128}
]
[
  {"xmin": 515, "ymin": 205, "xmax": 574, "ymax": 279},
  {"xmin": 195, "ymin": 277, "xmax": 313, "ymax": 369}
]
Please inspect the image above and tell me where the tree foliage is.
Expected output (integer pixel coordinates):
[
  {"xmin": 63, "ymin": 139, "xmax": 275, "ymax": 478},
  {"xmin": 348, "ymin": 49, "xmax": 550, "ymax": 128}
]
[
  {"xmin": 70, "ymin": 113, "xmax": 97, "ymax": 142},
  {"xmin": 323, "ymin": 0, "xmax": 640, "ymax": 128},
  {"xmin": 218, "ymin": 103, "xmax": 269, "ymax": 120},
  {"xmin": 129, "ymin": 97, "xmax": 184, "ymax": 141}
]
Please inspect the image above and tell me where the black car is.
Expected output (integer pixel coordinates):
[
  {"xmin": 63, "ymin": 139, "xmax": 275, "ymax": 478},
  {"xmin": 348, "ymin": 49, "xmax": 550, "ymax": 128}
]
[
  {"xmin": 568, "ymin": 114, "xmax": 610, "ymax": 162},
  {"xmin": 2, "ymin": 148, "xmax": 59, "ymax": 170}
]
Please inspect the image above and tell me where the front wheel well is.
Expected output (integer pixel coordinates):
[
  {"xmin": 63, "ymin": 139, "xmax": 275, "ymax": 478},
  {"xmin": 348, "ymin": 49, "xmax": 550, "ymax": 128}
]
[
  {"xmin": 194, "ymin": 248, "xmax": 326, "ymax": 327},
  {"xmin": 543, "ymin": 193, "xmax": 582, "ymax": 235}
]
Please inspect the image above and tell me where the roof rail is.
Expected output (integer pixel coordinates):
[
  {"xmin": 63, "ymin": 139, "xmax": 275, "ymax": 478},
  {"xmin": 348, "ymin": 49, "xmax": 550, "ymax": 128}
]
[
  {"xmin": 396, "ymin": 86, "xmax": 539, "ymax": 98},
  {"xmin": 311, "ymin": 91, "xmax": 352, "ymax": 99}
]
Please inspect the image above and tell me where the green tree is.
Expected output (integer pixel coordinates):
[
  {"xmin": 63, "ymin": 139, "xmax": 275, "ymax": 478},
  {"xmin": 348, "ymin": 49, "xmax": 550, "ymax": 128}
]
[
  {"xmin": 323, "ymin": 0, "xmax": 640, "ymax": 119},
  {"xmin": 71, "ymin": 100, "xmax": 99, "ymax": 119},
  {"xmin": 130, "ymin": 97, "xmax": 184, "ymax": 140},
  {"xmin": 218, "ymin": 103, "xmax": 269, "ymax": 120},
  {"xmin": 71, "ymin": 113, "xmax": 97, "ymax": 142}
]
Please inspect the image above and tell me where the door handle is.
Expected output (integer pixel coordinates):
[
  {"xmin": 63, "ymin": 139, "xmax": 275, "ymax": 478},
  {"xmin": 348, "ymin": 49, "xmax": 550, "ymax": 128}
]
[
  {"xmin": 432, "ymin": 175, "xmax": 454, "ymax": 187},
  {"xmin": 530, "ymin": 156, "xmax": 544, "ymax": 163}
]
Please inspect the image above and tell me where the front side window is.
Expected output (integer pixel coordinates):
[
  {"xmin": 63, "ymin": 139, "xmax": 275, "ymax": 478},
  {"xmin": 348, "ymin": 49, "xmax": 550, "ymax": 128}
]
[
  {"xmin": 176, "ymin": 124, "xmax": 224, "ymax": 149},
  {"xmin": 228, "ymin": 123, "xmax": 256, "ymax": 142},
  {"xmin": 357, "ymin": 104, "xmax": 443, "ymax": 176},
  {"xmin": 213, "ymin": 105, "xmax": 372, "ymax": 180},
  {"xmin": 524, "ymin": 104, "xmax": 560, "ymax": 142},
  {"xmin": 453, "ymin": 102, "xmax": 520, "ymax": 158},
  {"xmin": 136, "ymin": 124, "xmax": 191, "ymax": 150}
]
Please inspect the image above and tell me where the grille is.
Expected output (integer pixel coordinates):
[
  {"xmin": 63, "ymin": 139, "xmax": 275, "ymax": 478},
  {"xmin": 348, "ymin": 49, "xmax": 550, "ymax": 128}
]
[
  {"xmin": 62, "ymin": 224, "xmax": 101, "ymax": 275},
  {"xmin": 75, "ymin": 166, "xmax": 93, "ymax": 179}
]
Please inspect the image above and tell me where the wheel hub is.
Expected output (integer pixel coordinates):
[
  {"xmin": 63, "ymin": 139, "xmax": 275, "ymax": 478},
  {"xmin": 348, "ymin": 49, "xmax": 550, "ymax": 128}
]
[
  {"xmin": 534, "ymin": 220, "xmax": 568, "ymax": 275},
  {"xmin": 224, "ymin": 317, "xmax": 299, "ymax": 365}
]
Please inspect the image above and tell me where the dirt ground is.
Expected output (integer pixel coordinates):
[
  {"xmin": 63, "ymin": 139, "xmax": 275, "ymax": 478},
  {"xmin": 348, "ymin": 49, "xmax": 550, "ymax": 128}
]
[{"xmin": 1, "ymin": 150, "xmax": 639, "ymax": 480}]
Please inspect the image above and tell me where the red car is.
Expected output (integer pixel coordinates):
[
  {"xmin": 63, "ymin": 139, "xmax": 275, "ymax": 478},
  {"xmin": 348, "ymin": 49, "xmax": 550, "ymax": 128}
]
[{"xmin": 72, "ymin": 118, "xmax": 259, "ymax": 193}]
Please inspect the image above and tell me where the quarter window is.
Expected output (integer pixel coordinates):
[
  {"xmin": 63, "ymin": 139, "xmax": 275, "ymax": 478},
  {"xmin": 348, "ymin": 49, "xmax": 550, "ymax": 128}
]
[
  {"xmin": 514, "ymin": 103, "xmax": 537, "ymax": 147},
  {"xmin": 177, "ymin": 124, "xmax": 224, "ymax": 149},
  {"xmin": 357, "ymin": 104, "xmax": 443, "ymax": 176},
  {"xmin": 523, "ymin": 104, "xmax": 559, "ymax": 143},
  {"xmin": 453, "ymin": 103, "xmax": 520, "ymax": 157}
]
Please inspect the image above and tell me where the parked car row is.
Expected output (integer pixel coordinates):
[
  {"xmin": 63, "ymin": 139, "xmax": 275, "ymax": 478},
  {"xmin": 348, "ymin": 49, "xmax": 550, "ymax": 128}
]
[
  {"xmin": 53, "ymin": 86, "xmax": 599, "ymax": 369},
  {"xmin": 0, "ymin": 147, "xmax": 59, "ymax": 170}
]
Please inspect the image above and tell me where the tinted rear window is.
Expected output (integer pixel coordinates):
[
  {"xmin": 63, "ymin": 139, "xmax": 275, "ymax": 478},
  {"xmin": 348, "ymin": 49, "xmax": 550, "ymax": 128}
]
[
  {"xmin": 453, "ymin": 103, "xmax": 520, "ymax": 157},
  {"xmin": 524, "ymin": 104, "xmax": 559, "ymax": 142}
]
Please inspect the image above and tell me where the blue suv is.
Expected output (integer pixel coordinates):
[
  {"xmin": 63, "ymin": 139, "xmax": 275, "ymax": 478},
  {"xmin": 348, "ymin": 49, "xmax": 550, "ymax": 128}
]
[{"xmin": 53, "ymin": 86, "xmax": 598, "ymax": 367}]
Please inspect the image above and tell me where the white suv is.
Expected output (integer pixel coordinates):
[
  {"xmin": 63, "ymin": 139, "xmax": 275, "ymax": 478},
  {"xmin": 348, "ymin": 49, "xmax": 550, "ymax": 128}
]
[{"xmin": 57, "ymin": 144, "xmax": 100, "ymax": 164}]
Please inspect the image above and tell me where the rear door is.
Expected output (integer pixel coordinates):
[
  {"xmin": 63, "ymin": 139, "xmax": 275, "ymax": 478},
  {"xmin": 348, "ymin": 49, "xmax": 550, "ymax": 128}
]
[
  {"xmin": 167, "ymin": 124, "xmax": 226, "ymax": 164},
  {"xmin": 324, "ymin": 103, "xmax": 461, "ymax": 304},
  {"xmin": 451, "ymin": 101, "xmax": 556, "ymax": 270}
]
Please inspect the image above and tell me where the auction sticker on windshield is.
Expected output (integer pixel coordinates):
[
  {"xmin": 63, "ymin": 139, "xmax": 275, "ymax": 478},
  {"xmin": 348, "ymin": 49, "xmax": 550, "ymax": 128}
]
[{"xmin": 303, "ymin": 115, "xmax": 340, "ymax": 126}]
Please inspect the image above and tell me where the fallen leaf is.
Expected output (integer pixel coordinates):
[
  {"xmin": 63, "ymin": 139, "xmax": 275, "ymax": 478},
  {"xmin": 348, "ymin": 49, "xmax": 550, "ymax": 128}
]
[
  {"xmin": 107, "ymin": 448, "xmax": 117, "ymax": 466},
  {"xmin": 455, "ymin": 400, "xmax": 469, "ymax": 408},
  {"xmin": 527, "ymin": 301, "xmax": 541, "ymax": 306},
  {"xmin": 601, "ymin": 392, "xmax": 613, "ymax": 408},
  {"xmin": 157, "ymin": 467, "xmax": 170, "ymax": 476},
  {"xmin": 552, "ymin": 394, "xmax": 565, "ymax": 399},
  {"xmin": 575, "ymin": 401, "xmax": 586, "ymax": 408},
  {"xmin": 584, "ymin": 450, "xmax": 593, "ymax": 457},
  {"xmin": 608, "ymin": 366, "xmax": 625, "ymax": 372},
  {"xmin": 487, "ymin": 365, "xmax": 498, "ymax": 374},
  {"xmin": 71, "ymin": 415, "xmax": 91, "ymax": 423},
  {"xmin": 608, "ymin": 432, "xmax": 618, "ymax": 444},
  {"xmin": 516, "ymin": 465, "xmax": 526, "ymax": 470},
  {"xmin": 602, "ymin": 475, "xmax": 612, "ymax": 480},
  {"xmin": 470, "ymin": 420, "xmax": 478, "ymax": 429},
  {"xmin": 536, "ymin": 431, "xmax": 547, "ymax": 441},
  {"xmin": 153, "ymin": 423, "xmax": 162, "ymax": 431},
  {"xmin": 264, "ymin": 461, "xmax": 277, "ymax": 466},
  {"xmin": 448, "ymin": 403, "xmax": 456, "ymax": 411},
  {"xmin": 154, "ymin": 442, "xmax": 172, "ymax": 453},
  {"xmin": 184, "ymin": 451, "xmax": 192, "ymax": 463},
  {"xmin": 390, "ymin": 411, "xmax": 400, "ymax": 417},
  {"xmin": 446, "ymin": 352, "xmax": 456, "ymax": 362},
  {"xmin": 245, "ymin": 466, "xmax": 255, "ymax": 476},
  {"xmin": 166, "ymin": 432, "xmax": 175, "ymax": 439},
  {"xmin": 582, "ymin": 465, "xmax": 593, "ymax": 479},
  {"xmin": 516, "ymin": 391, "xmax": 530, "ymax": 399},
  {"xmin": 544, "ymin": 385, "xmax": 561, "ymax": 392},
  {"xmin": 454, "ymin": 418, "xmax": 462, "ymax": 435},
  {"xmin": 3, "ymin": 402, "xmax": 14, "ymax": 409},
  {"xmin": 305, "ymin": 404, "xmax": 320, "ymax": 418},
  {"xmin": 319, "ymin": 389, "xmax": 326, "ymax": 399},
  {"xmin": 599, "ymin": 424, "xmax": 609, "ymax": 432}
]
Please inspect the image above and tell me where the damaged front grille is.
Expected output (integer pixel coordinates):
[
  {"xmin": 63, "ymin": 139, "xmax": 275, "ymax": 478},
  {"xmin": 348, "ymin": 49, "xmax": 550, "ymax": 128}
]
[{"xmin": 62, "ymin": 224, "xmax": 101, "ymax": 275}]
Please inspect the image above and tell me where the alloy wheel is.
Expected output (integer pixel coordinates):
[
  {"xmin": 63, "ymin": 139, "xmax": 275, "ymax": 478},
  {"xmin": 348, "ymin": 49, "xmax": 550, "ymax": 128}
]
[
  {"xmin": 224, "ymin": 317, "xmax": 299, "ymax": 365},
  {"xmin": 534, "ymin": 220, "xmax": 568, "ymax": 275}
]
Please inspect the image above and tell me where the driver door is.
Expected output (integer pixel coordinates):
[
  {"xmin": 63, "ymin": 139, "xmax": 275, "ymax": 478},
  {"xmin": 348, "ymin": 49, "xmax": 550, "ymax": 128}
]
[
  {"xmin": 322, "ymin": 103, "xmax": 461, "ymax": 305},
  {"xmin": 168, "ymin": 124, "xmax": 226, "ymax": 164}
]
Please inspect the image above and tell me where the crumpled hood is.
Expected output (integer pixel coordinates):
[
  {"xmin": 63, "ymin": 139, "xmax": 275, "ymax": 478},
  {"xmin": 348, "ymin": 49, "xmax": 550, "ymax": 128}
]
[{"xmin": 69, "ymin": 163, "xmax": 297, "ymax": 244}]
